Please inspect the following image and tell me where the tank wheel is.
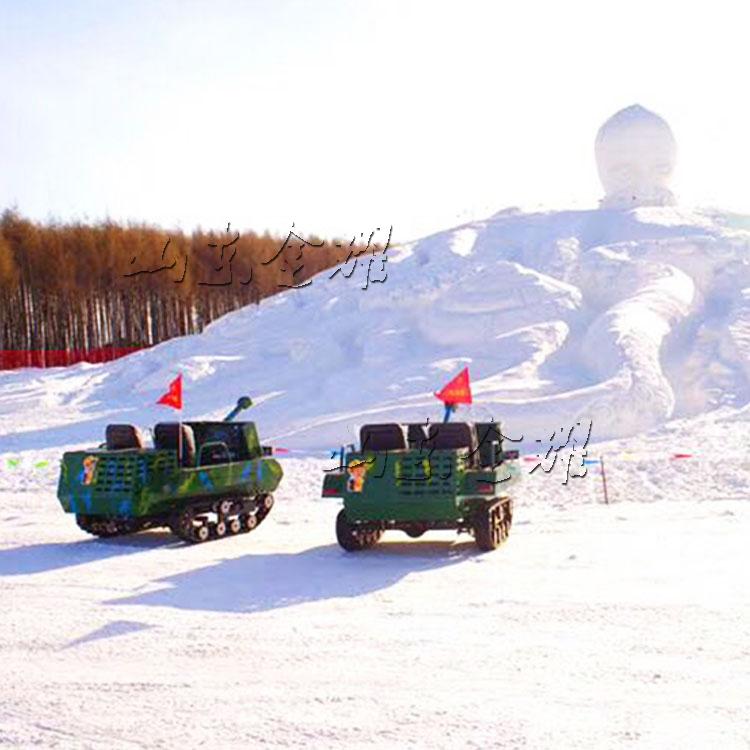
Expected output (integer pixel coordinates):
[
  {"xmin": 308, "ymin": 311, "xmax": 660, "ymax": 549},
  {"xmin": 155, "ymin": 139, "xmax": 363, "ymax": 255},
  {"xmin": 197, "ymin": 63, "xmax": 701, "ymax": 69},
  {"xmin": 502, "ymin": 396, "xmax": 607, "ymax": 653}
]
[
  {"xmin": 336, "ymin": 510, "xmax": 378, "ymax": 552},
  {"xmin": 259, "ymin": 493, "xmax": 275, "ymax": 512},
  {"xmin": 253, "ymin": 494, "xmax": 274, "ymax": 527},
  {"xmin": 218, "ymin": 499, "xmax": 233, "ymax": 516},
  {"xmin": 229, "ymin": 518, "xmax": 242, "ymax": 535},
  {"xmin": 473, "ymin": 502, "xmax": 509, "ymax": 552},
  {"xmin": 404, "ymin": 524, "xmax": 427, "ymax": 539},
  {"xmin": 215, "ymin": 521, "xmax": 227, "ymax": 538},
  {"xmin": 194, "ymin": 523, "xmax": 210, "ymax": 543},
  {"xmin": 242, "ymin": 512, "xmax": 258, "ymax": 532},
  {"xmin": 170, "ymin": 508, "xmax": 196, "ymax": 543},
  {"xmin": 170, "ymin": 508, "xmax": 211, "ymax": 544}
]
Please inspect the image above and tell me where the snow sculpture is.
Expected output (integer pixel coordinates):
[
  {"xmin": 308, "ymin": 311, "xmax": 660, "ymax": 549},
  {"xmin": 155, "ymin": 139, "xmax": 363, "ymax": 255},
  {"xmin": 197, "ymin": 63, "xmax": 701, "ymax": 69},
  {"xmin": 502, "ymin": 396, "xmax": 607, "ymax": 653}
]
[{"xmin": 596, "ymin": 104, "xmax": 677, "ymax": 208}]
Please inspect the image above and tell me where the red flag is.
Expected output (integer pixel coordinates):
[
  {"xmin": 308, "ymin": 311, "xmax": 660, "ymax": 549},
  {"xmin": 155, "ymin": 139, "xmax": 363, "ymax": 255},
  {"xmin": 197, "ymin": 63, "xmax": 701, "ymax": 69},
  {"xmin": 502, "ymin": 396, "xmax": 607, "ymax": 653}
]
[
  {"xmin": 157, "ymin": 374, "xmax": 183, "ymax": 410},
  {"xmin": 435, "ymin": 367, "xmax": 472, "ymax": 405}
]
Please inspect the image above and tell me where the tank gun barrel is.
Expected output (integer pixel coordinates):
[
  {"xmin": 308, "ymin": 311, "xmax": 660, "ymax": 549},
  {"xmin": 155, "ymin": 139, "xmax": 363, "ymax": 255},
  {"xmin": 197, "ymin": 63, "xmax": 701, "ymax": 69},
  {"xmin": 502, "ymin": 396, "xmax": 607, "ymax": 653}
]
[{"xmin": 224, "ymin": 396, "xmax": 253, "ymax": 422}]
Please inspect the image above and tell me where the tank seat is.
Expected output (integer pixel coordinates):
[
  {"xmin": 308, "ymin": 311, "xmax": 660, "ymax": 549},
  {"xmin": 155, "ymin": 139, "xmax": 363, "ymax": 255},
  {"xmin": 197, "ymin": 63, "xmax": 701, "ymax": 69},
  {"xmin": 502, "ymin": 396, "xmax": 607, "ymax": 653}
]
[
  {"xmin": 105, "ymin": 424, "xmax": 145, "ymax": 451},
  {"xmin": 359, "ymin": 423, "xmax": 407, "ymax": 452},
  {"xmin": 427, "ymin": 422, "xmax": 479, "ymax": 466},
  {"xmin": 405, "ymin": 423, "xmax": 428, "ymax": 450},
  {"xmin": 154, "ymin": 423, "xmax": 197, "ymax": 467}
]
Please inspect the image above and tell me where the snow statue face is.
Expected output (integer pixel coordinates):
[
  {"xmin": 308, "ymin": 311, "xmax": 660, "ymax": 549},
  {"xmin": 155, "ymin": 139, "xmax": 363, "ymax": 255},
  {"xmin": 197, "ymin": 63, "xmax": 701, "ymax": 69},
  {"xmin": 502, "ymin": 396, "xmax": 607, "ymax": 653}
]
[{"xmin": 595, "ymin": 104, "xmax": 677, "ymax": 209}]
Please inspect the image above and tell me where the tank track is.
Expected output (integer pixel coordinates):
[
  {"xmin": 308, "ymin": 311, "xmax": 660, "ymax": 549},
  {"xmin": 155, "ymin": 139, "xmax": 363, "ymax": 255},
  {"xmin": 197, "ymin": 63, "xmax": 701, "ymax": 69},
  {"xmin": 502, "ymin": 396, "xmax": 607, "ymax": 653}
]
[
  {"xmin": 169, "ymin": 493, "xmax": 275, "ymax": 544},
  {"xmin": 335, "ymin": 497, "xmax": 514, "ymax": 552},
  {"xmin": 335, "ymin": 509, "xmax": 385, "ymax": 551},
  {"xmin": 75, "ymin": 515, "xmax": 152, "ymax": 538},
  {"xmin": 74, "ymin": 493, "xmax": 274, "ymax": 543},
  {"xmin": 472, "ymin": 497, "xmax": 513, "ymax": 551}
]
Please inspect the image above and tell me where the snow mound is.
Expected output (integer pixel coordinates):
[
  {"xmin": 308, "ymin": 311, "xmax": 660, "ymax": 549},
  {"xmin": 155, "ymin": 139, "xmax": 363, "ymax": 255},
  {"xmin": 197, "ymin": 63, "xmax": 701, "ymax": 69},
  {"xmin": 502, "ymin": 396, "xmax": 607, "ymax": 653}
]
[{"xmin": 1, "ymin": 204, "xmax": 750, "ymax": 453}]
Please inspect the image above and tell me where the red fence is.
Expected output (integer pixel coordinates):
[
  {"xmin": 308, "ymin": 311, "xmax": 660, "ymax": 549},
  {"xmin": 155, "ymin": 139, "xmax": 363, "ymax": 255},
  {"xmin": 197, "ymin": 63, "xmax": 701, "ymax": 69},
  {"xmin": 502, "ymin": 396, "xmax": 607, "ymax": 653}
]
[{"xmin": 0, "ymin": 347, "xmax": 146, "ymax": 370}]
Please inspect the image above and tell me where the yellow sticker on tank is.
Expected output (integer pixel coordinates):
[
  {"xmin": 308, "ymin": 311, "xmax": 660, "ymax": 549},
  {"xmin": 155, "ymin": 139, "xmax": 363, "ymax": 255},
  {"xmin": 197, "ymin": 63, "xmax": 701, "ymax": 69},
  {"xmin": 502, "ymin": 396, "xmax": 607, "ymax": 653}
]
[
  {"xmin": 82, "ymin": 456, "xmax": 98, "ymax": 485},
  {"xmin": 347, "ymin": 461, "xmax": 368, "ymax": 493}
]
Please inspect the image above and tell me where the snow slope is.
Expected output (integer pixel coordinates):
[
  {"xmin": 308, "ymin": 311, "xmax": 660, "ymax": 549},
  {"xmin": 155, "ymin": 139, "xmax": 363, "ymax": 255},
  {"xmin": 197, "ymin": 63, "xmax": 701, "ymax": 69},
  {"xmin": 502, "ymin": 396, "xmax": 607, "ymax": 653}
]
[{"xmin": 1, "ymin": 205, "xmax": 750, "ymax": 454}]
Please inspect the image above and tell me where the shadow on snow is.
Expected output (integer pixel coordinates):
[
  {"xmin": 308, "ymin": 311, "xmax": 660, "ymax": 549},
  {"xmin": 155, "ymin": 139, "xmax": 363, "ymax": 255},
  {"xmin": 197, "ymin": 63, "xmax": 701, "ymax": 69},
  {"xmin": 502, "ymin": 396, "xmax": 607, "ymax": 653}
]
[
  {"xmin": 63, "ymin": 620, "xmax": 155, "ymax": 649},
  {"xmin": 108, "ymin": 540, "xmax": 477, "ymax": 614},
  {"xmin": 0, "ymin": 530, "xmax": 179, "ymax": 575}
]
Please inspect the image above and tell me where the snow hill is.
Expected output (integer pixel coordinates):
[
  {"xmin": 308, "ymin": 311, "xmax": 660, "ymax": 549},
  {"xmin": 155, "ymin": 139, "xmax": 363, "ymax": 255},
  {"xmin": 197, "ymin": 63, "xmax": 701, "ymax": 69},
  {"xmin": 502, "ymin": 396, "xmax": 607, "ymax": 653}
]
[
  {"xmin": 2, "ymin": 204, "xmax": 750, "ymax": 454},
  {"xmin": 3, "ymin": 104, "xmax": 749, "ymax": 750}
]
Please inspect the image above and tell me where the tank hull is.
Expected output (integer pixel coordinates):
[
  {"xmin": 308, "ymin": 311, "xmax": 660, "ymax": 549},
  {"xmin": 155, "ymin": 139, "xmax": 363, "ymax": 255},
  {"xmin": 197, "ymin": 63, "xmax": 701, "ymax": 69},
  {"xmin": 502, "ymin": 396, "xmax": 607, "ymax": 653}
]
[{"xmin": 57, "ymin": 448, "xmax": 282, "ymax": 521}]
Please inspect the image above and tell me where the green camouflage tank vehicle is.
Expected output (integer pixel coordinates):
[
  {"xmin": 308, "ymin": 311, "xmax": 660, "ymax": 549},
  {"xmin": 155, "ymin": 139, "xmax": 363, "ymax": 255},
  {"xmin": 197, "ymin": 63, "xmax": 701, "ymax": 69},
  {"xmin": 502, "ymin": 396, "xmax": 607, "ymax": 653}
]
[
  {"xmin": 57, "ymin": 397, "xmax": 283, "ymax": 543},
  {"xmin": 322, "ymin": 421, "xmax": 520, "ymax": 552}
]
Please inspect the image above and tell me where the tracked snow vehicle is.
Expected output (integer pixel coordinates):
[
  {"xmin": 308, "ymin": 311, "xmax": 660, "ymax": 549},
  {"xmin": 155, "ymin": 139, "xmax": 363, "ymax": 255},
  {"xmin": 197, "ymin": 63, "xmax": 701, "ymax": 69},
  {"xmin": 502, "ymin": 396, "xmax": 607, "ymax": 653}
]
[
  {"xmin": 322, "ymin": 421, "xmax": 520, "ymax": 552},
  {"xmin": 57, "ymin": 397, "xmax": 282, "ymax": 543}
]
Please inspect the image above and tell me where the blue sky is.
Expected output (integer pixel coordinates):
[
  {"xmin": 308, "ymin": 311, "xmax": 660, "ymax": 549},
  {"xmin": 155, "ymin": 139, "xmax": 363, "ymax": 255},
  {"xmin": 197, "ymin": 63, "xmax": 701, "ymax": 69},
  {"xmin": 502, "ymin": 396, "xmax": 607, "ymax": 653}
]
[{"xmin": 2, "ymin": 0, "xmax": 748, "ymax": 242}]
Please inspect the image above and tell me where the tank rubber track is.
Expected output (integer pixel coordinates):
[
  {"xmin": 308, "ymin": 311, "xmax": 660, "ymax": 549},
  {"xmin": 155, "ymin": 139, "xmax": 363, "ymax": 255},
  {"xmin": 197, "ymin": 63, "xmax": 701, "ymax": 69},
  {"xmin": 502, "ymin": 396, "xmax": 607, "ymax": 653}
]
[
  {"xmin": 75, "ymin": 514, "xmax": 150, "ymax": 538},
  {"xmin": 169, "ymin": 493, "xmax": 275, "ymax": 544},
  {"xmin": 473, "ymin": 497, "xmax": 513, "ymax": 552},
  {"xmin": 335, "ymin": 509, "xmax": 385, "ymax": 552}
]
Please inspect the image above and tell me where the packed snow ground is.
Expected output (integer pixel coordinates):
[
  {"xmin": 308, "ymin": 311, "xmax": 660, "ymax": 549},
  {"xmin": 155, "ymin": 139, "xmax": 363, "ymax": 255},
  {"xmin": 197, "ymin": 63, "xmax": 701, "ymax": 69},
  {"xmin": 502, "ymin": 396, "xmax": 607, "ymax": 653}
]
[
  {"xmin": 2, "ymin": 423, "xmax": 749, "ymax": 748},
  {"xmin": 1, "ymin": 202, "xmax": 750, "ymax": 747}
]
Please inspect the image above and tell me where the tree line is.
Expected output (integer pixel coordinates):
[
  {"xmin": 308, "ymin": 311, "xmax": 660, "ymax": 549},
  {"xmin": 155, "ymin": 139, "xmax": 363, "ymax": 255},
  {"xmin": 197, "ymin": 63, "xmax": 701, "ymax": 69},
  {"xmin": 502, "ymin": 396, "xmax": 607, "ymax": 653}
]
[{"xmin": 0, "ymin": 210, "xmax": 380, "ymax": 368}]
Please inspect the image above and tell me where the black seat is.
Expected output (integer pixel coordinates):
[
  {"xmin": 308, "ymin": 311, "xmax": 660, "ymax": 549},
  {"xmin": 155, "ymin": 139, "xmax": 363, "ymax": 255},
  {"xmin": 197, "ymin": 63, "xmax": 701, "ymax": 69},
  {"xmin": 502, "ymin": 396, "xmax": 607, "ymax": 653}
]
[
  {"xmin": 154, "ymin": 423, "xmax": 197, "ymax": 467},
  {"xmin": 476, "ymin": 422, "xmax": 502, "ymax": 445},
  {"xmin": 359, "ymin": 423, "xmax": 407, "ymax": 452},
  {"xmin": 476, "ymin": 422, "xmax": 502, "ymax": 467},
  {"xmin": 105, "ymin": 424, "xmax": 145, "ymax": 451},
  {"xmin": 427, "ymin": 423, "xmax": 478, "ymax": 461},
  {"xmin": 405, "ymin": 423, "xmax": 428, "ymax": 450}
]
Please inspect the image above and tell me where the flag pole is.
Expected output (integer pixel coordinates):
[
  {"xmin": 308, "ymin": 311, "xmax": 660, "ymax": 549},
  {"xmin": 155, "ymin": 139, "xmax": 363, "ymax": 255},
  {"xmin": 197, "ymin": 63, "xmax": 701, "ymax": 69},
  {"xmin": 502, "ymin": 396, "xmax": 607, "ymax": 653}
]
[
  {"xmin": 600, "ymin": 454, "xmax": 609, "ymax": 504},
  {"xmin": 156, "ymin": 374, "xmax": 183, "ymax": 464},
  {"xmin": 176, "ymin": 374, "xmax": 183, "ymax": 465},
  {"xmin": 176, "ymin": 374, "xmax": 182, "ymax": 466},
  {"xmin": 178, "ymin": 406, "xmax": 182, "ymax": 465}
]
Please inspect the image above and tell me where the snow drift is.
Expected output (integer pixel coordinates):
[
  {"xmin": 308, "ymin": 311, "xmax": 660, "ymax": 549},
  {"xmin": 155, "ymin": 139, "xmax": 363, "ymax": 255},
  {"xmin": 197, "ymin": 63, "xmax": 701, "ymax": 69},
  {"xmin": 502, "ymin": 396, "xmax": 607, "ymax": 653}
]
[
  {"xmin": 2, "ymin": 104, "xmax": 750, "ymax": 453},
  {"xmin": 1, "ymin": 204, "xmax": 749, "ymax": 453}
]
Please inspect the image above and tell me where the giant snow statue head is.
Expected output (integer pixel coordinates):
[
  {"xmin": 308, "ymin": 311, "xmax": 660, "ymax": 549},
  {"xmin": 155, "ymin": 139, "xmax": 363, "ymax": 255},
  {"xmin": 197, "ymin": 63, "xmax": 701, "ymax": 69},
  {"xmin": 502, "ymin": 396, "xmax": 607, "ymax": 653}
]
[{"xmin": 595, "ymin": 104, "xmax": 677, "ymax": 209}]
